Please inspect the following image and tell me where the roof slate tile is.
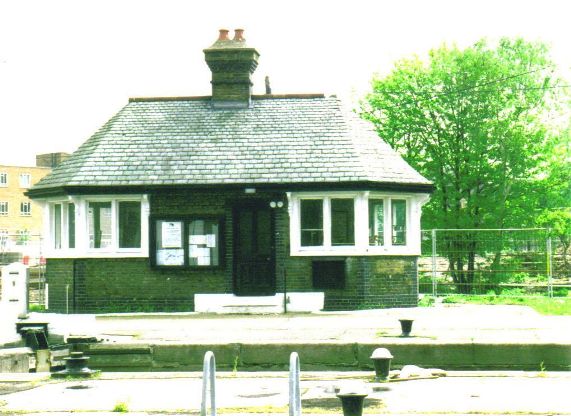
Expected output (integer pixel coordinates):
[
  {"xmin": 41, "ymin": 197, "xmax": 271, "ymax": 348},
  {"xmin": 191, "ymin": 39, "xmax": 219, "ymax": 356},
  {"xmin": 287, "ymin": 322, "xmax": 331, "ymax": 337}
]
[{"xmin": 30, "ymin": 96, "xmax": 431, "ymax": 193}]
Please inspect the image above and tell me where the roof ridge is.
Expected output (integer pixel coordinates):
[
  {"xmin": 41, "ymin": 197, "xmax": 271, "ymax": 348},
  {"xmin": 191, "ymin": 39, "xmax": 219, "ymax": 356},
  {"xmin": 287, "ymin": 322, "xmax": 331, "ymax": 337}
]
[{"xmin": 128, "ymin": 93, "xmax": 328, "ymax": 103}]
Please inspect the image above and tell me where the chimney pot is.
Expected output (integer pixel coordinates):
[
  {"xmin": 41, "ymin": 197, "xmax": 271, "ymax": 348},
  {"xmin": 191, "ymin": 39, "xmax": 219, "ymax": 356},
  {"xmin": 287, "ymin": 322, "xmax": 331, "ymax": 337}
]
[
  {"xmin": 218, "ymin": 29, "xmax": 230, "ymax": 41},
  {"xmin": 234, "ymin": 28, "xmax": 245, "ymax": 41}
]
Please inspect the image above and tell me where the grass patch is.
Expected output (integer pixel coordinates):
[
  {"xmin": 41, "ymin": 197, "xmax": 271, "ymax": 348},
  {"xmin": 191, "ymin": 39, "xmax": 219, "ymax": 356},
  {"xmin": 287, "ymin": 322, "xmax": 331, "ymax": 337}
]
[
  {"xmin": 112, "ymin": 401, "xmax": 129, "ymax": 412},
  {"xmin": 217, "ymin": 398, "xmax": 386, "ymax": 414},
  {"xmin": 440, "ymin": 294, "xmax": 571, "ymax": 315}
]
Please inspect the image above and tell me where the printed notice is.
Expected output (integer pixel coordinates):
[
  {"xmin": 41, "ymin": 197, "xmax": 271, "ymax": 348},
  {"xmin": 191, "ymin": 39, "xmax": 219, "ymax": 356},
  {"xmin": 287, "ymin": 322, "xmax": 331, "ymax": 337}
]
[
  {"xmin": 156, "ymin": 249, "xmax": 184, "ymax": 266},
  {"xmin": 189, "ymin": 235, "xmax": 207, "ymax": 245},
  {"xmin": 162, "ymin": 221, "xmax": 182, "ymax": 248},
  {"xmin": 206, "ymin": 234, "xmax": 216, "ymax": 248}
]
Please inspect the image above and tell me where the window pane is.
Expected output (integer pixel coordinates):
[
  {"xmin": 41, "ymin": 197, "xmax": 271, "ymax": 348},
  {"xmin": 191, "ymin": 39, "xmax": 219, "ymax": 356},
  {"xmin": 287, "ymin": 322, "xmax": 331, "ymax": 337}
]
[
  {"xmin": 20, "ymin": 202, "xmax": 31, "ymax": 216},
  {"xmin": 54, "ymin": 204, "xmax": 62, "ymax": 249},
  {"xmin": 331, "ymin": 199, "xmax": 354, "ymax": 245},
  {"xmin": 68, "ymin": 204, "xmax": 75, "ymax": 249},
  {"xmin": 156, "ymin": 220, "xmax": 184, "ymax": 266},
  {"xmin": 189, "ymin": 219, "xmax": 219, "ymax": 266},
  {"xmin": 369, "ymin": 199, "xmax": 384, "ymax": 246},
  {"xmin": 88, "ymin": 202, "xmax": 112, "ymax": 248},
  {"xmin": 392, "ymin": 199, "xmax": 407, "ymax": 245},
  {"xmin": 119, "ymin": 201, "xmax": 141, "ymax": 248},
  {"xmin": 19, "ymin": 174, "xmax": 31, "ymax": 188},
  {"xmin": 300, "ymin": 199, "xmax": 323, "ymax": 246}
]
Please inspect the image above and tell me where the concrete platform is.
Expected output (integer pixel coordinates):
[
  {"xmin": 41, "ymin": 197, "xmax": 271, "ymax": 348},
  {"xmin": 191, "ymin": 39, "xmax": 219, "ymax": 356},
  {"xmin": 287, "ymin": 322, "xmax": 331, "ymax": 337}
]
[
  {"xmin": 14, "ymin": 304, "xmax": 571, "ymax": 371},
  {"xmin": 0, "ymin": 371, "xmax": 570, "ymax": 415}
]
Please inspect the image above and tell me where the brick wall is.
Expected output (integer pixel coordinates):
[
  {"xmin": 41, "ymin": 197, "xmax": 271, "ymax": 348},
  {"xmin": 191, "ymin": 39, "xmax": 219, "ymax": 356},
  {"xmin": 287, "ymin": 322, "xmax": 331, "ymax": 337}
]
[
  {"xmin": 0, "ymin": 165, "xmax": 51, "ymax": 236},
  {"xmin": 45, "ymin": 190, "xmax": 418, "ymax": 312}
]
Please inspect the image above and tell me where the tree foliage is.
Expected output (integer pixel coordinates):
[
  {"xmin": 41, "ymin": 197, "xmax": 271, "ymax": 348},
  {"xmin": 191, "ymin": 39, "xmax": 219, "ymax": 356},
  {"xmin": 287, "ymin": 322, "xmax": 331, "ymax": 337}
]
[{"xmin": 361, "ymin": 38, "xmax": 569, "ymax": 291}]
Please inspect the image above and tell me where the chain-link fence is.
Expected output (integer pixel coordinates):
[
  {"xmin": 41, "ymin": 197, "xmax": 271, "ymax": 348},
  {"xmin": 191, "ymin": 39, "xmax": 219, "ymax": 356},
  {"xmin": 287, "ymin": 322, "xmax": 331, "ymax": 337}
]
[
  {"xmin": 0, "ymin": 232, "xmax": 46, "ymax": 306},
  {"xmin": 419, "ymin": 228, "xmax": 570, "ymax": 297}
]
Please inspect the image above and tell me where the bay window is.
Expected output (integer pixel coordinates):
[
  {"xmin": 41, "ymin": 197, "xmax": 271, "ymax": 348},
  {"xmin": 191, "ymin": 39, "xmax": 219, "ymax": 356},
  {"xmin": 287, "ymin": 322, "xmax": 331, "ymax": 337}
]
[
  {"xmin": 46, "ymin": 195, "xmax": 148, "ymax": 256},
  {"xmin": 290, "ymin": 191, "xmax": 428, "ymax": 256}
]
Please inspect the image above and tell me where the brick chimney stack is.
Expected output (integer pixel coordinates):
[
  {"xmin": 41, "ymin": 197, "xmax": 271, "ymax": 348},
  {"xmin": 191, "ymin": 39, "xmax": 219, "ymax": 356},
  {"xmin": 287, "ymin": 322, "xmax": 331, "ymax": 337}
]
[{"xmin": 204, "ymin": 29, "xmax": 260, "ymax": 109}]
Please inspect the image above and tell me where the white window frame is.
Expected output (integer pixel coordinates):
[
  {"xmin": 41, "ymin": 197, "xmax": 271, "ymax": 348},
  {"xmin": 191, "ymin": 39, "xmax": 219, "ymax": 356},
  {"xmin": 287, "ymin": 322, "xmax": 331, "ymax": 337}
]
[
  {"xmin": 19, "ymin": 173, "xmax": 31, "ymax": 188},
  {"xmin": 288, "ymin": 191, "xmax": 429, "ymax": 256},
  {"xmin": 0, "ymin": 201, "xmax": 7, "ymax": 216},
  {"xmin": 0, "ymin": 172, "xmax": 7, "ymax": 187},
  {"xmin": 20, "ymin": 201, "xmax": 32, "ymax": 216},
  {"xmin": 51, "ymin": 202, "xmax": 74, "ymax": 250},
  {"xmin": 42, "ymin": 194, "xmax": 149, "ymax": 258}
]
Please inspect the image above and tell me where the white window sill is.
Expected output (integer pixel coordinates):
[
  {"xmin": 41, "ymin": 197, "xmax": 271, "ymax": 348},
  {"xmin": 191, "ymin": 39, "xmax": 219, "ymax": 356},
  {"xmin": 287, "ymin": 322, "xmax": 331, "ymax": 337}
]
[
  {"xmin": 46, "ymin": 249, "xmax": 148, "ymax": 259},
  {"xmin": 291, "ymin": 246, "xmax": 420, "ymax": 257}
]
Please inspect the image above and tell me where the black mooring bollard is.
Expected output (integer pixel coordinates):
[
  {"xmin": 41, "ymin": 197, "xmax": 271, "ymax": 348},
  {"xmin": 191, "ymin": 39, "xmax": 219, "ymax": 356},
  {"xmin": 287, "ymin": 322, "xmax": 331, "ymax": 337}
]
[
  {"xmin": 337, "ymin": 393, "xmax": 368, "ymax": 416},
  {"xmin": 370, "ymin": 348, "xmax": 393, "ymax": 381},
  {"xmin": 399, "ymin": 319, "xmax": 414, "ymax": 336},
  {"xmin": 51, "ymin": 351, "xmax": 97, "ymax": 378}
]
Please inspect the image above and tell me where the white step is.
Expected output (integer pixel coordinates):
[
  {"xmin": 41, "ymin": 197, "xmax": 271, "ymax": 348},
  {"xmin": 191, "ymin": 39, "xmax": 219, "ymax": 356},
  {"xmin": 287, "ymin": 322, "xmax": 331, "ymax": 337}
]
[{"xmin": 194, "ymin": 293, "xmax": 324, "ymax": 314}]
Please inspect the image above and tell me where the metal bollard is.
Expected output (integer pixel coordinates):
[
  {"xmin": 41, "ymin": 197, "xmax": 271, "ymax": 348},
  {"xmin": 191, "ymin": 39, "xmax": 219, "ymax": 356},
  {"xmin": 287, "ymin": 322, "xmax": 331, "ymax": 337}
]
[
  {"xmin": 399, "ymin": 319, "xmax": 414, "ymax": 336},
  {"xmin": 201, "ymin": 351, "xmax": 216, "ymax": 416},
  {"xmin": 51, "ymin": 351, "xmax": 97, "ymax": 378},
  {"xmin": 337, "ymin": 393, "xmax": 368, "ymax": 416},
  {"xmin": 289, "ymin": 352, "xmax": 301, "ymax": 416},
  {"xmin": 370, "ymin": 348, "xmax": 393, "ymax": 381}
]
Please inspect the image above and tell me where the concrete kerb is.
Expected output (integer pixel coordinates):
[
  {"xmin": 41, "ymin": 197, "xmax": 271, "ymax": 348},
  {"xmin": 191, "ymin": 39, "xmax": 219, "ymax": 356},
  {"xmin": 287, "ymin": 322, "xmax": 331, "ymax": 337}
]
[{"xmin": 72, "ymin": 341, "xmax": 571, "ymax": 372}]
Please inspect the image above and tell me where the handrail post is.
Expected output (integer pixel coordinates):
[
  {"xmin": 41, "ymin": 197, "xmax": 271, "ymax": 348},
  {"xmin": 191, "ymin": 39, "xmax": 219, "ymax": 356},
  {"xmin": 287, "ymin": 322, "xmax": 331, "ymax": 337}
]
[
  {"xmin": 289, "ymin": 352, "xmax": 301, "ymax": 416},
  {"xmin": 201, "ymin": 351, "xmax": 216, "ymax": 416}
]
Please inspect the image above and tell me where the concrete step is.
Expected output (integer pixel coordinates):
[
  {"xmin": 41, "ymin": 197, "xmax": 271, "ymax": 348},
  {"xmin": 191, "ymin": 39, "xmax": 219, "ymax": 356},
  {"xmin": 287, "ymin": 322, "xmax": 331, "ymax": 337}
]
[{"xmin": 72, "ymin": 341, "xmax": 571, "ymax": 372}]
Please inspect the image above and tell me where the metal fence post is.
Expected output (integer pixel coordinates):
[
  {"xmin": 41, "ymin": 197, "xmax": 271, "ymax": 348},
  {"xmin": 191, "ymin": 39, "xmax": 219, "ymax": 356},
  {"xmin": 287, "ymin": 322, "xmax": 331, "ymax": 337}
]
[
  {"xmin": 201, "ymin": 351, "xmax": 216, "ymax": 416},
  {"xmin": 546, "ymin": 232, "xmax": 553, "ymax": 298},
  {"xmin": 289, "ymin": 352, "xmax": 301, "ymax": 416},
  {"xmin": 431, "ymin": 229, "xmax": 437, "ymax": 299}
]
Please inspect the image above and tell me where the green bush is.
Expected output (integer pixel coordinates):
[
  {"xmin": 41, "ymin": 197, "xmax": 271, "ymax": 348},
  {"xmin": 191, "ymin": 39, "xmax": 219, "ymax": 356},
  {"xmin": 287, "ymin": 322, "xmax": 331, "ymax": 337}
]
[{"xmin": 553, "ymin": 287, "xmax": 569, "ymax": 297}]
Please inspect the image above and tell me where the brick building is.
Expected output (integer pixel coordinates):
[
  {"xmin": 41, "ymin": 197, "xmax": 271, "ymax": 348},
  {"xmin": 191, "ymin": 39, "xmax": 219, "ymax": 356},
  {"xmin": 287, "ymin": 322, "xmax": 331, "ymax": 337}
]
[
  {"xmin": 27, "ymin": 30, "xmax": 432, "ymax": 313},
  {"xmin": 0, "ymin": 153, "xmax": 68, "ymax": 264}
]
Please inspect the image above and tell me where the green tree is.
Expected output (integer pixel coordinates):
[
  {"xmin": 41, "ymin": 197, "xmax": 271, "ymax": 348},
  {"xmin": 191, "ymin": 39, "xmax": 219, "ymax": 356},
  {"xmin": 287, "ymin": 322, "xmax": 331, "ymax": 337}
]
[
  {"xmin": 537, "ymin": 210, "xmax": 571, "ymax": 271},
  {"xmin": 361, "ymin": 38, "xmax": 568, "ymax": 292}
]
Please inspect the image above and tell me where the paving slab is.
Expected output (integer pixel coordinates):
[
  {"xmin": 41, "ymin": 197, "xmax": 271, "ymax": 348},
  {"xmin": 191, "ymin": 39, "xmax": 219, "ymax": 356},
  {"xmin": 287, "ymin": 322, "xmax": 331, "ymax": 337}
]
[
  {"xmin": 1, "ymin": 371, "xmax": 570, "ymax": 415},
  {"xmin": 27, "ymin": 304, "xmax": 571, "ymax": 345}
]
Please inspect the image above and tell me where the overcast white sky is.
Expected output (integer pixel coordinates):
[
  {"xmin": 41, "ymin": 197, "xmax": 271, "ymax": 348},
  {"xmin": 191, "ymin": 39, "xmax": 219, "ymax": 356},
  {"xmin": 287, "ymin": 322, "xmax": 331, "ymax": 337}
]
[{"xmin": 1, "ymin": 0, "xmax": 570, "ymax": 166}]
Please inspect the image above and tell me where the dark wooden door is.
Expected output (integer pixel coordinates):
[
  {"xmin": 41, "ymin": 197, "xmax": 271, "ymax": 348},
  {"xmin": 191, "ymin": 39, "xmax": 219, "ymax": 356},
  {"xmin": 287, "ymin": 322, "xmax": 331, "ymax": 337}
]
[{"xmin": 234, "ymin": 204, "xmax": 276, "ymax": 296}]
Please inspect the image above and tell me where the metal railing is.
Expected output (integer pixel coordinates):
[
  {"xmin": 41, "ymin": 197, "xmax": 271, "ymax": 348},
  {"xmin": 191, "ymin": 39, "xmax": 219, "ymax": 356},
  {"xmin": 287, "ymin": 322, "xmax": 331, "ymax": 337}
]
[{"xmin": 199, "ymin": 351, "xmax": 302, "ymax": 416}]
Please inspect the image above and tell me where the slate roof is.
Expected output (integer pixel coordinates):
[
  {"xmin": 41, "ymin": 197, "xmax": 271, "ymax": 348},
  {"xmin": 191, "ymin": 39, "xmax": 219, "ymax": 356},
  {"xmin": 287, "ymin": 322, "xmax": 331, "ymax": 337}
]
[{"xmin": 28, "ymin": 95, "xmax": 432, "ymax": 196}]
